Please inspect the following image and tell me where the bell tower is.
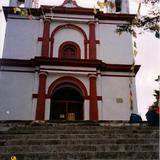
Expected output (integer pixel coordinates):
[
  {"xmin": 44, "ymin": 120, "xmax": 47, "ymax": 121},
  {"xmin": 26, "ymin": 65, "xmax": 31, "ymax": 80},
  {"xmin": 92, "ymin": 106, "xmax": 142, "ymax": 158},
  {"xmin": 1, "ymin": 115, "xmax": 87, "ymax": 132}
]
[
  {"xmin": 99, "ymin": 0, "xmax": 129, "ymax": 14},
  {"xmin": 9, "ymin": 0, "xmax": 35, "ymax": 8}
]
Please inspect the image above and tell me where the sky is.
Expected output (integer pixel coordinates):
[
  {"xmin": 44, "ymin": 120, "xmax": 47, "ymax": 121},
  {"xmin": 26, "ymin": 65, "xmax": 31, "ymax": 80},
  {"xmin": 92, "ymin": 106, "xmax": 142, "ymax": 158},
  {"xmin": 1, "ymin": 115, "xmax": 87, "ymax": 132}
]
[{"xmin": 0, "ymin": 0, "xmax": 159, "ymax": 120}]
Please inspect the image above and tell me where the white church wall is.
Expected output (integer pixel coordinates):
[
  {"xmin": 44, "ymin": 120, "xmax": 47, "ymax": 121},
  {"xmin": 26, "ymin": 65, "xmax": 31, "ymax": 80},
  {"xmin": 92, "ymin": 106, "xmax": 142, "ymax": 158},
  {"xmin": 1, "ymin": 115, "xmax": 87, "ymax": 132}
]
[
  {"xmin": 101, "ymin": 75, "xmax": 137, "ymax": 120},
  {"xmin": 3, "ymin": 18, "xmax": 42, "ymax": 59},
  {"xmin": 0, "ymin": 71, "xmax": 35, "ymax": 120},
  {"xmin": 97, "ymin": 23, "xmax": 133, "ymax": 64}
]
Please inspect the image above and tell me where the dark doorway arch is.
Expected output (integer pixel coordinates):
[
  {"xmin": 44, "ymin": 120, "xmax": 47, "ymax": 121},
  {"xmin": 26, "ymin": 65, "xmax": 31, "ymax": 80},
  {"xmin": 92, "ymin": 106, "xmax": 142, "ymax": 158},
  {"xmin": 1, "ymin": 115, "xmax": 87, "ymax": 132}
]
[{"xmin": 50, "ymin": 84, "xmax": 84, "ymax": 120}]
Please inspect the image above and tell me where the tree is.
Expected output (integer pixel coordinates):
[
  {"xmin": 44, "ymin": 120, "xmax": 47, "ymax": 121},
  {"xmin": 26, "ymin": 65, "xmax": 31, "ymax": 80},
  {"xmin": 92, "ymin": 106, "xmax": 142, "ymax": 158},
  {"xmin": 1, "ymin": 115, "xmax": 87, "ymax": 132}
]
[
  {"xmin": 149, "ymin": 76, "xmax": 160, "ymax": 109},
  {"xmin": 145, "ymin": 76, "xmax": 159, "ymax": 126},
  {"xmin": 116, "ymin": 0, "xmax": 160, "ymax": 38}
]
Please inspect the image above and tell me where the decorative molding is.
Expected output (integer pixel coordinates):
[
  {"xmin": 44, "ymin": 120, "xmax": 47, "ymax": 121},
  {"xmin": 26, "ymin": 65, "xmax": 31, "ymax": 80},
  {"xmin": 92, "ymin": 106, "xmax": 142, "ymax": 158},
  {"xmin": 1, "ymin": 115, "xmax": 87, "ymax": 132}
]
[
  {"xmin": 88, "ymin": 74, "xmax": 97, "ymax": 79},
  {"xmin": 3, "ymin": 6, "xmax": 136, "ymax": 22},
  {"xmin": 89, "ymin": 22, "xmax": 96, "ymax": 59},
  {"xmin": 47, "ymin": 76, "xmax": 88, "ymax": 98},
  {"xmin": 58, "ymin": 41, "xmax": 81, "ymax": 59},
  {"xmin": 36, "ymin": 70, "xmax": 47, "ymax": 120},
  {"xmin": 0, "ymin": 58, "xmax": 140, "ymax": 75},
  {"xmin": 41, "ymin": 19, "xmax": 50, "ymax": 57},
  {"xmin": 60, "ymin": 0, "xmax": 80, "ymax": 8},
  {"xmin": 39, "ymin": 71, "xmax": 48, "ymax": 77},
  {"xmin": 50, "ymin": 24, "xmax": 88, "ymax": 58},
  {"xmin": 89, "ymin": 72, "xmax": 98, "ymax": 120}
]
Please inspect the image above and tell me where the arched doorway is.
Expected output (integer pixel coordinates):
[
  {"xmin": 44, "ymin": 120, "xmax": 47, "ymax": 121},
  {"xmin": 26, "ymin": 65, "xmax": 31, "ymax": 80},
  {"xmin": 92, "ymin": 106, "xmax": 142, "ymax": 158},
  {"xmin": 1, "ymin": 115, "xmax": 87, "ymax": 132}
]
[{"xmin": 50, "ymin": 84, "xmax": 84, "ymax": 120}]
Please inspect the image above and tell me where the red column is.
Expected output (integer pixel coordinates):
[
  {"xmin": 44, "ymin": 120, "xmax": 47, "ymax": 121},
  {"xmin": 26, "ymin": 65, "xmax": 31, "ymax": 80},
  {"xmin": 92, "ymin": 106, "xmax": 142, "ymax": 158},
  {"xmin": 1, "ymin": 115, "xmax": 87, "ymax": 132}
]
[
  {"xmin": 36, "ymin": 72, "xmax": 47, "ymax": 120},
  {"xmin": 41, "ymin": 19, "xmax": 50, "ymax": 57},
  {"xmin": 89, "ymin": 22, "xmax": 96, "ymax": 59},
  {"xmin": 89, "ymin": 74, "xmax": 98, "ymax": 120}
]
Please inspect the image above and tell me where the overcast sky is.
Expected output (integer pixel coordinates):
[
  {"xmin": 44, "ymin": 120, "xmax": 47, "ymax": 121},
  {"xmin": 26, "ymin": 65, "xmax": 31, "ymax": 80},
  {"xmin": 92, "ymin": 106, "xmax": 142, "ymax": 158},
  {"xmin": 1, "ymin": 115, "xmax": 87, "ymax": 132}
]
[{"xmin": 0, "ymin": 0, "xmax": 159, "ymax": 119}]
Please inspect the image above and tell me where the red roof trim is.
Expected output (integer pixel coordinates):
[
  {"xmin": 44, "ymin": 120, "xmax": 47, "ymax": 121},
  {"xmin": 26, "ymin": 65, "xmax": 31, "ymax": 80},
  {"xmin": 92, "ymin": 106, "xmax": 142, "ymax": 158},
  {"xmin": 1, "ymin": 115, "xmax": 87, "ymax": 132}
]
[{"xmin": 3, "ymin": 6, "xmax": 136, "ymax": 22}]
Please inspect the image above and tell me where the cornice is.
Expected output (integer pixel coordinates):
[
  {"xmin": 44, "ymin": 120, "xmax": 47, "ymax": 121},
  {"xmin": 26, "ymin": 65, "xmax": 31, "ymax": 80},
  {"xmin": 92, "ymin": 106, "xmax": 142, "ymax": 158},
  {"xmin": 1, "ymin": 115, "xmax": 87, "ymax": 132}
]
[
  {"xmin": 0, "ymin": 57, "xmax": 140, "ymax": 75},
  {"xmin": 3, "ymin": 6, "xmax": 136, "ymax": 22}
]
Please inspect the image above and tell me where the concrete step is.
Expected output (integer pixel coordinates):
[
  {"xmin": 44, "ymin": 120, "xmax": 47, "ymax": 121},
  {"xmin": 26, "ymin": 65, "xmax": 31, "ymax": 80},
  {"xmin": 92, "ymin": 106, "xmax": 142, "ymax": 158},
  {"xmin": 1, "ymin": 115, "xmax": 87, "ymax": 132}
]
[{"xmin": 0, "ymin": 144, "xmax": 158, "ymax": 153}]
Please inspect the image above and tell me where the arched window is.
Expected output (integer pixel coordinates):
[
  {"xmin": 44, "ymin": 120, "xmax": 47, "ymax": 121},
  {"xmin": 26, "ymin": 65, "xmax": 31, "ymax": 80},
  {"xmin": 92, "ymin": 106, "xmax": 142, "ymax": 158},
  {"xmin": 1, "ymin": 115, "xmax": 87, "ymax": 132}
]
[{"xmin": 59, "ymin": 41, "xmax": 80, "ymax": 59}]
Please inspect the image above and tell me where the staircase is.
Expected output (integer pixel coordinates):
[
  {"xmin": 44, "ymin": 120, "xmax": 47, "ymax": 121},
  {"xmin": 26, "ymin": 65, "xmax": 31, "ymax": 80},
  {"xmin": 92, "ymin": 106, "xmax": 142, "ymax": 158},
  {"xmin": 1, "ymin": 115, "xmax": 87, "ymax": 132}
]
[{"xmin": 0, "ymin": 121, "xmax": 159, "ymax": 160}]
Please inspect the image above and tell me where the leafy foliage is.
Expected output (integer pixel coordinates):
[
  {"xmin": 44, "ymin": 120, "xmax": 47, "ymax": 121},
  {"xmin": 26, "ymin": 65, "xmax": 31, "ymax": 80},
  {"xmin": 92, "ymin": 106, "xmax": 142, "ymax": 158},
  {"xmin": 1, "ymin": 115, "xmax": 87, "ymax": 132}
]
[
  {"xmin": 116, "ymin": 0, "xmax": 160, "ymax": 38},
  {"xmin": 149, "ymin": 77, "xmax": 160, "ymax": 110}
]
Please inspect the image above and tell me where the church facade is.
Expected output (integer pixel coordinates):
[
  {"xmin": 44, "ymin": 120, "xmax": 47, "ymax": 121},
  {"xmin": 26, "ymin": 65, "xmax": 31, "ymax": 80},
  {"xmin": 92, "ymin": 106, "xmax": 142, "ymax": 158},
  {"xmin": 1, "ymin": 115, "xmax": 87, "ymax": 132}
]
[{"xmin": 0, "ymin": 0, "xmax": 140, "ymax": 121}]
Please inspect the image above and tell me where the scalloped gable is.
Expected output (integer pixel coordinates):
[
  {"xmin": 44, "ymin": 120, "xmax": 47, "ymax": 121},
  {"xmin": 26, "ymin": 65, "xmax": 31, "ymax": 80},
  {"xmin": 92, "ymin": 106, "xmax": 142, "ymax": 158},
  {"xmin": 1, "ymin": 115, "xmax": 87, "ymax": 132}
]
[{"xmin": 60, "ymin": 0, "xmax": 80, "ymax": 8}]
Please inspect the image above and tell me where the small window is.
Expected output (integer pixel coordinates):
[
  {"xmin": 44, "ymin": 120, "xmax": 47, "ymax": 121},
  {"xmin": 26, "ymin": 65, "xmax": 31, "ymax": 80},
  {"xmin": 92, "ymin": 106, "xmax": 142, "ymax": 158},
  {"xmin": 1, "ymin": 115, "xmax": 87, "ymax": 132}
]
[
  {"xmin": 115, "ymin": 0, "xmax": 122, "ymax": 12},
  {"xmin": 63, "ymin": 45, "xmax": 77, "ymax": 59},
  {"xmin": 59, "ymin": 41, "xmax": 80, "ymax": 59}
]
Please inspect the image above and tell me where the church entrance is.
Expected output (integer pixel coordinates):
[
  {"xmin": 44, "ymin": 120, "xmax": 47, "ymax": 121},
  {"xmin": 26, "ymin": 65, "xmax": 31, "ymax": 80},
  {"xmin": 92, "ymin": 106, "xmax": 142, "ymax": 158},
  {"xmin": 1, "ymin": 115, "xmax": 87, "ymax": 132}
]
[{"xmin": 50, "ymin": 85, "xmax": 84, "ymax": 120}]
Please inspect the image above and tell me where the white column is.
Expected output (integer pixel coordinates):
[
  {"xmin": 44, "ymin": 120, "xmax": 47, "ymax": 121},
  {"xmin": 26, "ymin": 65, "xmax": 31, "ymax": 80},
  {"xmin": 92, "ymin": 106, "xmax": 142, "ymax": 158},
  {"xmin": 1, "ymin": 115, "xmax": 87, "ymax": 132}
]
[
  {"xmin": 45, "ymin": 99, "xmax": 51, "ymax": 120},
  {"xmin": 97, "ymin": 72, "xmax": 103, "ymax": 120},
  {"xmin": 84, "ymin": 100, "xmax": 89, "ymax": 120}
]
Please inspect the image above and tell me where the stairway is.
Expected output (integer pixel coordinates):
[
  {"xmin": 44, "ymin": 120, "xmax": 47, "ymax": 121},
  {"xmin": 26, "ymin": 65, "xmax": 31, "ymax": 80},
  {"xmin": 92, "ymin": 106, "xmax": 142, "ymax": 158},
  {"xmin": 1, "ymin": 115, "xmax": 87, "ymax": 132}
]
[{"xmin": 0, "ymin": 121, "xmax": 159, "ymax": 160}]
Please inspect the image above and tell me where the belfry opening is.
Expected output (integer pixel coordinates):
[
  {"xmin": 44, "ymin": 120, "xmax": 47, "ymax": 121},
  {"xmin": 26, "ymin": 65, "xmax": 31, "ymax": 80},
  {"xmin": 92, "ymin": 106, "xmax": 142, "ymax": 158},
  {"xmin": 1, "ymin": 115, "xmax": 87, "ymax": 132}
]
[{"xmin": 50, "ymin": 84, "xmax": 84, "ymax": 120}]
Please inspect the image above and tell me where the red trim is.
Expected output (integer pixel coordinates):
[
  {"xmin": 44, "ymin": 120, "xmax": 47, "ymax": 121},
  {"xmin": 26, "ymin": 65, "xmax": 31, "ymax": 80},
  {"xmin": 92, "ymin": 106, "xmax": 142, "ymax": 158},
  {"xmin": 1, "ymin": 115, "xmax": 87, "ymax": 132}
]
[
  {"xmin": 38, "ymin": 37, "xmax": 43, "ymax": 41},
  {"xmin": 40, "ymin": 67, "xmax": 95, "ymax": 73},
  {"xmin": 100, "ymin": 74, "xmax": 136, "ymax": 77},
  {"xmin": 41, "ymin": 19, "xmax": 50, "ymax": 57},
  {"xmin": 50, "ymin": 24, "xmax": 88, "ymax": 58},
  {"xmin": 96, "ymin": 40, "xmax": 100, "ymax": 44},
  {"xmin": 3, "ymin": 7, "xmax": 136, "ymax": 22},
  {"xmin": 35, "ymin": 72, "xmax": 47, "ymax": 120},
  {"xmin": 89, "ymin": 22, "xmax": 96, "ymax": 60},
  {"xmin": 33, "ymin": 94, "xmax": 50, "ymax": 99},
  {"xmin": 97, "ymin": 96, "xmax": 102, "ymax": 100},
  {"xmin": 95, "ymin": 12, "xmax": 135, "ymax": 22},
  {"xmin": 89, "ymin": 74, "xmax": 98, "ymax": 120},
  {"xmin": 58, "ymin": 41, "xmax": 81, "ymax": 59},
  {"xmin": 38, "ymin": 37, "xmax": 51, "ymax": 42},
  {"xmin": 47, "ymin": 76, "xmax": 88, "ymax": 98},
  {"xmin": 0, "ymin": 69, "xmax": 34, "ymax": 73},
  {"xmin": 0, "ymin": 58, "xmax": 141, "ymax": 75}
]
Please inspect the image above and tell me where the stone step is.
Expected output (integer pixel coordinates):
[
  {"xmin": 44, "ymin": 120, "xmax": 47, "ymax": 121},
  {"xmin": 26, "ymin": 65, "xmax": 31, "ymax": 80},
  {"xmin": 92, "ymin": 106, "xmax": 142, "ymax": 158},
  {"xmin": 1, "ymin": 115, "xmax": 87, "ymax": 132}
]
[
  {"xmin": 1, "ymin": 138, "xmax": 158, "ymax": 145},
  {"xmin": 0, "ymin": 151, "xmax": 159, "ymax": 160},
  {"xmin": 6, "ymin": 125, "xmax": 158, "ymax": 131},
  {"xmin": 0, "ymin": 121, "xmax": 158, "ymax": 160},
  {"xmin": 0, "ymin": 144, "xmax": 158, "ymax": 153},
  {"xmin": 0, "ymin": 122, "xmax": 158, "ymax": 130},
  {"xmin": 0, "ymin": 129, "xmax": 158, "ymax": 135},
  {"xmin": 0, "ymin": 132, "xmax": 158, "ymax": 140}
]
